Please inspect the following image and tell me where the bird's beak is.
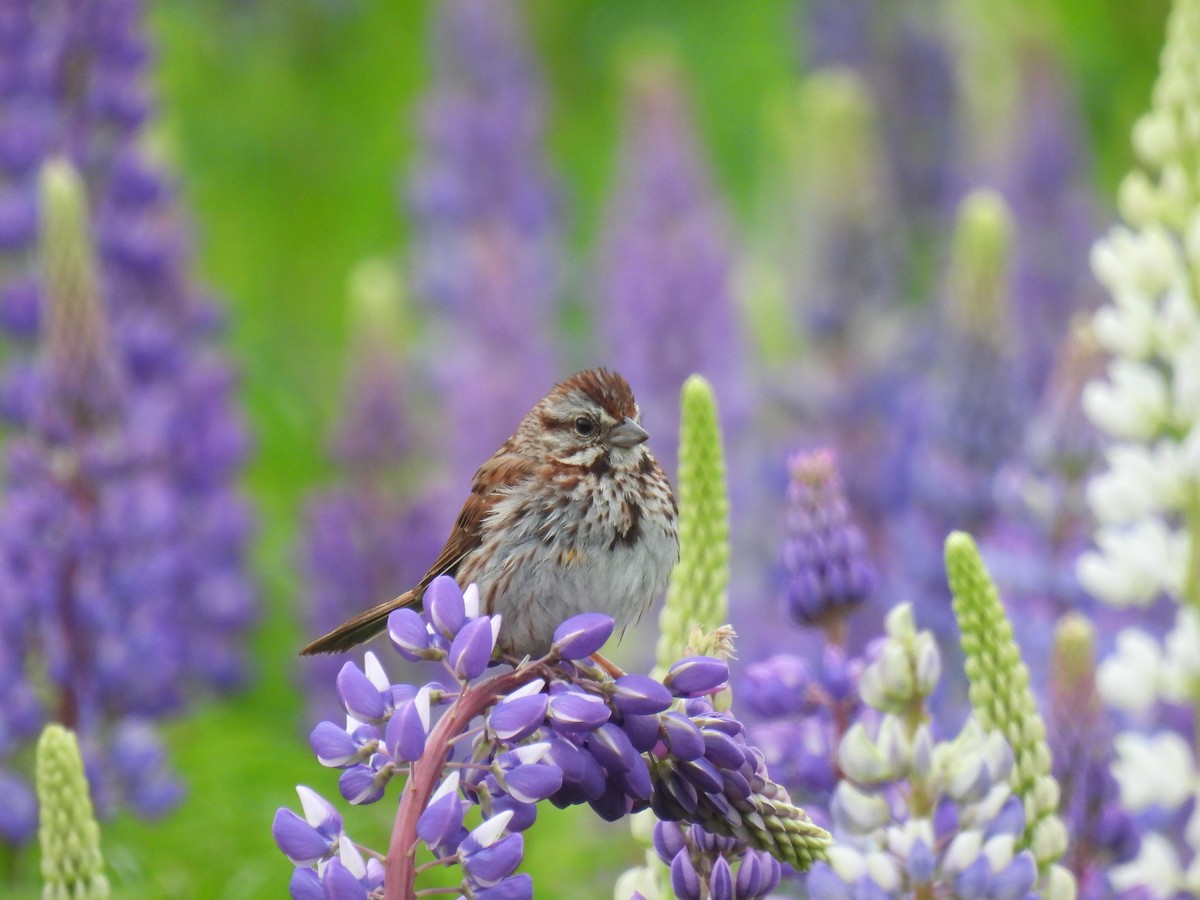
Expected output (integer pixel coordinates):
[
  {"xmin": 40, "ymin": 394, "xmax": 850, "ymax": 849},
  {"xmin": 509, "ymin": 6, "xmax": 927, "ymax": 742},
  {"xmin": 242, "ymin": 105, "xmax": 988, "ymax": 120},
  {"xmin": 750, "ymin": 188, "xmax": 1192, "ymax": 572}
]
[{"xmin": 610, "ymin": 417, "xmax": 649, "ymax": 448}]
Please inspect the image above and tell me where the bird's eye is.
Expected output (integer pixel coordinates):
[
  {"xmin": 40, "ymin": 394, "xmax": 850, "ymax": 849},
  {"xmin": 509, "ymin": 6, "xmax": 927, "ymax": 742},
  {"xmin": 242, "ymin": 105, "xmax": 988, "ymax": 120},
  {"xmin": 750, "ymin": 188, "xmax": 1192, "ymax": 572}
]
[{"xmin": 574, "ymin": 417, "xmax": 596, "ymax": 436}]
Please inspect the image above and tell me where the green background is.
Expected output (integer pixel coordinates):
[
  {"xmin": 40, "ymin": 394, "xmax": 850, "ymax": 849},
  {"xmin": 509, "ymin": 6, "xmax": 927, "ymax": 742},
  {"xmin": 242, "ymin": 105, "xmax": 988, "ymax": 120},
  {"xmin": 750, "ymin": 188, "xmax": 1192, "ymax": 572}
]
[{"xmin": 6, "ymin": 0, "xmax": 1170, "ymax": 896}]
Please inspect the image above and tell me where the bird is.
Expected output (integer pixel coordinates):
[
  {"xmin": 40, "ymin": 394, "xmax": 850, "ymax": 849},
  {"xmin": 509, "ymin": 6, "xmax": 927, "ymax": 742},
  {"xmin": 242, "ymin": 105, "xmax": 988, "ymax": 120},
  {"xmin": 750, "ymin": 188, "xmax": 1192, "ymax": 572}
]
[{"xmin": 301, "ymin": 367, "xmax": 679, "ymax": 659}]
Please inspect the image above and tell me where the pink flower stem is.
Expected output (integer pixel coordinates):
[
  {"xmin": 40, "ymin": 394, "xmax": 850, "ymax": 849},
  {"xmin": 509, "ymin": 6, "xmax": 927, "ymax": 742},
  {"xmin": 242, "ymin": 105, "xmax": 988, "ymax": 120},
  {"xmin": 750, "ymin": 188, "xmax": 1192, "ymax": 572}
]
[{"xmin": 384, "ymin": 663, "xmax": 549, "ymax": 900}]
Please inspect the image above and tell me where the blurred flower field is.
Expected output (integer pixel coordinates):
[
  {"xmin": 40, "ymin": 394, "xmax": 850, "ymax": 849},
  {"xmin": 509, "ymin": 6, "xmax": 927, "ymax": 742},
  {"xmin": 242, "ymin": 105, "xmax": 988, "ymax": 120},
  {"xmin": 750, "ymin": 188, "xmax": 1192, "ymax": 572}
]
[{"xmin": 0, "ymin": 0, "xmax": 1191, "ymax": 897}]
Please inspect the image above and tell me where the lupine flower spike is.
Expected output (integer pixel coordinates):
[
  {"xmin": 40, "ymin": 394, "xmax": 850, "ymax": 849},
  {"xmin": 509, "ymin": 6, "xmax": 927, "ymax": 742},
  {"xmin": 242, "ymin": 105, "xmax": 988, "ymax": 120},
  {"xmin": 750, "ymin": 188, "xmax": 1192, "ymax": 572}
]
[
  {"xmin": 1077, "ymin": 0, "xmax": 1200, "ymax": 891},
  {"xmin": 37, "ymin": 724, "xmax": 110, "ymax": 900},
  {"xmin": 945, "ymin": 531, "xmax": 1075, "ymax": 893},
  {"xmin": 275, "ymin": 578, "xmax": 830, "ymax": 899}
]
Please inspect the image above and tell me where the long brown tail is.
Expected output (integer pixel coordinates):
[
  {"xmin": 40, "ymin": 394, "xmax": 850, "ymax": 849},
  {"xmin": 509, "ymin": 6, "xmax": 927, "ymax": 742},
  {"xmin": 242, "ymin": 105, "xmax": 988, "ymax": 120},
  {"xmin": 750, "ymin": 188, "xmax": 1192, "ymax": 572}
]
[{"xmin": 300, "ymin": 590, "xmax": 418, "ymax": 655}]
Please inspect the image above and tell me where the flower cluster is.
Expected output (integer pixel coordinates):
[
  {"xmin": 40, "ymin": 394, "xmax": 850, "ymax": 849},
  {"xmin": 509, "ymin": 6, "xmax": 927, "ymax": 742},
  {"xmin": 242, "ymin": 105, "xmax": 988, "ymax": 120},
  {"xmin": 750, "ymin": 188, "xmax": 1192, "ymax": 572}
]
[
  {"xmin": 274, "ymin": 577, "xmax": 830, "ymax": 898},
  {"xmin": 809, "ymin": 603, "xmax": 1073, "ymax": 898},
  {"xmin": 646, "ymin": 820, "xmax": 781, "ymax": 900},
  {"xmin": 779, "ymin": 449, "xmax": 874, "ymax": 630},
  {"xmin": 0, "ymin": 0, "xmax": 254, "ymax": 843},
  {"xmin": 1075, "ymin": 0, "xmax": 1200, "ymax": 892}
]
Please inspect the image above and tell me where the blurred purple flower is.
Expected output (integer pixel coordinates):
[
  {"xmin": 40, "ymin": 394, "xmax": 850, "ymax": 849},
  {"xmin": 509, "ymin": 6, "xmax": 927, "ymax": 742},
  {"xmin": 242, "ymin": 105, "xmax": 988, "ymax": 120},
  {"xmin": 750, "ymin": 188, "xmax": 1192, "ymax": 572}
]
[
  {"xmin": 406, "ymin": 0, "xmax": 563, "ymax": 488},
  {"xmin": 595, "ymin": 55, "xmax": 745, "ymax": 479},
  {"xmin": 0, "ymin": 0, "xmax": 254, "ymax": 840}
]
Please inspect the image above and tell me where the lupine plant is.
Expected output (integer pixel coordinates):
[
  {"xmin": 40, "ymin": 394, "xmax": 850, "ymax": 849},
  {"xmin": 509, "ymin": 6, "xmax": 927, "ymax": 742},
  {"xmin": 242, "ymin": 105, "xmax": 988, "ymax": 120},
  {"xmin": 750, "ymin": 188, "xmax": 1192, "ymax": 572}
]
[
  {"xmin": 740, "ymin": 448, "xmax": 875, "ymax": 831},
  {"xmin": 809, "ymin": 534, "xmax": 1076, "ymax": 898},
  {"xmin": 272, "ymin": 578, "xmax": 830, "ymax": 898},
  {"xmin": 1075, "ymin": 0, "xmax": 1200, "ymax": 892}
]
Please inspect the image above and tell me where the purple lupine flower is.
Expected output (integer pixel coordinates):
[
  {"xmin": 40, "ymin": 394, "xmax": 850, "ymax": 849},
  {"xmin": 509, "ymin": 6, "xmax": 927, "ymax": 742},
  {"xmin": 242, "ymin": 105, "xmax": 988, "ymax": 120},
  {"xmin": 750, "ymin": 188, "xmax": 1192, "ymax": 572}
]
[
  {"xmin": 594, "ymin": 54, "xmax": 745, "ymax": 480},
  {"xmin": 652, "ymin": 821, "xmax": 782, "ymax": 900},
  {"xmin": 780, "ymin": 449, "xmax": 875, "ymax": 631},
  {"xmin": 275, "ymin": 579, "xmax": 830, "ymax": 897},
  {"xmin": 406, "ymin": 0, "xmax": 562, "ymax": 489},
  {"xmin": 0, "ymin": 0, "xmax": 254, "ymax": 838},
  {"xmin": 801, "ymin": 0, "xmax": 874, "ymax": 71}
]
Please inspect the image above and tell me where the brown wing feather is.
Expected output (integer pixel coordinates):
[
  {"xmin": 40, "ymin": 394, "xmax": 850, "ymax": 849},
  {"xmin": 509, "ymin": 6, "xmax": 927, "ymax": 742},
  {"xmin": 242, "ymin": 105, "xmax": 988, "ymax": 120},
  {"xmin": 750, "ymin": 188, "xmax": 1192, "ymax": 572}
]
[{"xmin": 299, "ymin": 448, "xmax": 536, "ymax": 655}]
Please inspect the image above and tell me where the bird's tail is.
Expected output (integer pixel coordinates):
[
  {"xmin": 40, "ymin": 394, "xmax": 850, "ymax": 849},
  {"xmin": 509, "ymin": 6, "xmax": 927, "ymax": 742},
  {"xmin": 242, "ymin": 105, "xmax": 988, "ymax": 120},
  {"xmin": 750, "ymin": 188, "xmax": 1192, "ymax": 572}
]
[{"xmin": 300, "ymin": 590, "xmax": 418, "ymax": 655}]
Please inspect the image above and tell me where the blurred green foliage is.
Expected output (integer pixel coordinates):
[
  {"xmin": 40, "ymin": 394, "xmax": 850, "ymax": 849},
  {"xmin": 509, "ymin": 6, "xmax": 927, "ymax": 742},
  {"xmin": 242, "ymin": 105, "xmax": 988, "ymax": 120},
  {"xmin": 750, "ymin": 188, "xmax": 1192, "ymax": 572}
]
[{"xmin": 1, "ymin": 1, "xmax": 1166, "ymax": 896}]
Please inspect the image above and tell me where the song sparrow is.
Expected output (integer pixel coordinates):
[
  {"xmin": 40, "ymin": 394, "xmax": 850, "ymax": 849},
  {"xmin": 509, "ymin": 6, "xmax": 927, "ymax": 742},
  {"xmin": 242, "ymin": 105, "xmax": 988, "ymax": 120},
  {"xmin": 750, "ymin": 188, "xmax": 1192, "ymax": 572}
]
[{"xmin": 301, "ymin": 368, "xmax": 679, "ymax": 658}]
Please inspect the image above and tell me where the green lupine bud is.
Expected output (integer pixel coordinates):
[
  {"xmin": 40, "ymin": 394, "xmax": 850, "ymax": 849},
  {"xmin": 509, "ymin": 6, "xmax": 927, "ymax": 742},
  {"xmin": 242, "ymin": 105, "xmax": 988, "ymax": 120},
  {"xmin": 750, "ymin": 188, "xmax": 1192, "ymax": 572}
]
[
  {"xmin": 794, "ymin": 69, "xmax": 879, "ymax": 216},
  {"xmin": 39, "ymin": 158, "xmax": 119, "ymax": 423},
  {"xmin": 947, "ymin": 189, "xmax": 1014, "ymax": 346},
  {"xmin": 655, "ymin": 375, "xmax": 730, "ymax": 674},
  {"xmin": 347, "ymin": 257, "xmax": 408, "ymax": 355},
  {"xmin": 945, "ymin": 532, "xmax": 1070, "ymax": 876},
  {"xmin": 37, "ymin": 724, "xmax": 109, "ymax": 900}
]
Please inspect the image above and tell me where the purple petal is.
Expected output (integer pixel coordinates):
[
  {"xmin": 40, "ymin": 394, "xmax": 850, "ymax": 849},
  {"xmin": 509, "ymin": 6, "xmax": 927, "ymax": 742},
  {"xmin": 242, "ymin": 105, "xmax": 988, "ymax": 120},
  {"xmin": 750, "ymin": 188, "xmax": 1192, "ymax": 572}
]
[
  {"xmin": 417, "ymin": 787, "xmax": 466, "ymax": 851},
  {"xmin": 309, "ymin": 722, "xmax": 361, "ymax": 768},
  {"xmin": 336, "ymin": 662, "xmax": 388, "ymax": 723},
  {"xmin": 661, "ymin": 713, "xmax": 704, "ymax": 761},
  {"xmin": 545, "ymin": 736, "xmax": 606, "ymax": 800},
  {"xmin": 448, "ymin": 616, "xmax": 496, "ymax": 680},
  {"xmin": 489, "ymin": 795, "xmax": 538, "ymax": 833},
  {"xmin": 678, "ymin": 757, "xmax": 723, "ymax": 794},
  {"xmin": 385, "ymin": 693, "xmax": 430, "ymax": 763},
  {"xmin": 425, "ymin": 575, "xmax": 466, "ymax": 637},
  {"xmin": 734, "ymin": 850, "xmax": 762, "ymax": 898},
  {"xmin": 653, "ymin": 821, "xmax": 686, "ymax": 865},
  {"xmin": 546, "ymin": 691, "xmax": 611, "ymax": 733},
  {"xmin": 388, "ymin": 608, "xmax": 431, "ymax": 661},
  {"xmin": 489, "ymin": 693, "xmax": 549, "ymax": 742},
  {"xmin": 321, "ymin": 857, "xmax": 368, "ymax": 900},
  {"xmin": 501, "ymin": 764, "xmax": 563, "ymax": 804},
  {"xmin": 663, "ymin": 656, "xmax": 729, "ymax": 697},
  {"xmin": 288, "ymin": 867, "xmax": 323, "ymax": 900},
  {"xmin": 551, "ymin": 613, "xmax": 614, "ymax": 659},
  {"xmin": 709, "ymin": 857, "xmax": 734, "ymax": 900},
  {"xmin": 621, "ymin": 713, "xmax": 662, "ymax": 752},
  {"xmin": 700, "ymin": 729, "xmax": 746, "ymax": 771},
  {"xmin": 610, "ymin": 674, "xmax": 673, "ymax": 715},
  {"xmin": 585, "ymin": 722, "xmax": 641, "ymax": 774},
  {"xmin": 463, "ymin": 833, "xmax": 524, "ymax": 887},
  {"xmin": 615, "ymin": 759, "xmax": 653, "ymax": 801},
  {"xmin": 272, "ymin": 808, "xmax": 332, "ymax": 866},
  {"xmin": 338, "ymin": 765, "xmax": 386, "ymax": 805},
  {"xmin": 670, "ymin": 850, "xmax": 702, "ymax": 900},
  {"xmin": 990, "ymin": 850, "xmax": 1037, "ymax": 900},
  {"xmin": 475, "ymin": 873, "xmax": 534, "ymax": 900}
]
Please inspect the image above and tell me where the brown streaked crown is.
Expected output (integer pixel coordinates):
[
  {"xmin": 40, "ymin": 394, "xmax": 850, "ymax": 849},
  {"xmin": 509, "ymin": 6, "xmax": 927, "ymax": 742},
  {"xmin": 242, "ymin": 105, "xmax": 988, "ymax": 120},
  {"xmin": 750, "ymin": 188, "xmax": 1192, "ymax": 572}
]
[{"xmin": 556, "ymin": 368, "xmax": 639, "ymax": 421}]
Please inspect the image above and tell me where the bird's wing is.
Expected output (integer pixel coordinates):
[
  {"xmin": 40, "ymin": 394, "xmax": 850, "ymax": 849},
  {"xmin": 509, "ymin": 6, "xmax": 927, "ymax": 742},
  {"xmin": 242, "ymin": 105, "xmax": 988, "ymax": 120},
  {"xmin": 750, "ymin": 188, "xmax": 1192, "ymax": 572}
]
[{"xmin": 413, "ymin": 449, "xmax": 539, "ymax": 592}]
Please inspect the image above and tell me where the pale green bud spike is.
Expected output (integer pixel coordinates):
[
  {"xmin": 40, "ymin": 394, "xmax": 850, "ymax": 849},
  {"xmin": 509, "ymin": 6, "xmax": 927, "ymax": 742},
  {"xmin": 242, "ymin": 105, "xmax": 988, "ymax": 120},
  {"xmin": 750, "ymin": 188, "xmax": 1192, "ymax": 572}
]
[
  {"xmin": 947, "ymin": 189, "xmax": 1014, "ymax": 346},
  {"xmin": 655, "ymin": 375, "xmax": 730, "ymax": 674},
  {"xmin": 1117, "ymin": 0, "xmax": 1200, "ymax": 230},
  {"xmin": 347, "ymin": 257, "xmax": 407, "ymax": 352},
  {"xmin": 39, "ymin": 159, "xmax": 119, "ymax": 421},
  {"xmin": 945, "ymin": 532, "xmax": 1071, "ymax": 880},
  {"xmin": 1051, "ymin": 612, "xmax": 1097, "ymax": 694},
  {"xmin": 794, "ymin": 68, "xmax": 879, "ymax": 214},
  {"xmin": 37, "ymin": 724, "xmax": 109, "ymax": 900}
]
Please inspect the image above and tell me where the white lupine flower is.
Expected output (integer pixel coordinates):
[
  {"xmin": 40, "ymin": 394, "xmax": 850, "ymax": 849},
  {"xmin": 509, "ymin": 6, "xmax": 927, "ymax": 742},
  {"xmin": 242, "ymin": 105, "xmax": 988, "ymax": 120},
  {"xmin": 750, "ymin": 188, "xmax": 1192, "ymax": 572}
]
[
  {"xmin": 1110, "ymin": 834, "xmax": 1184, "ymax": 899},
  {"xmin": 1092, "ymin": 298, "xmax": 1157, "ymax": 358},
  {"xmin": 1112, "ymin": 731, "xmax": 1195, "ymax": 811},
  {"xmin": 1077, "ymin": 517, "xmax": 1178, "ymax": 605},
  {"xmin": 1086, "ymin": 444, "xmax": 1177, "ymax": 523},
  {"xmin": 1097, "ymin": 628, "xmax": 1163, "ymax": 712},
  {"xmin": 1162, "ymin": 608, "xmax": 1200, "ymax": 702},
  {"xmin": 1082, "ymin": 359, "xmax": 1170, "ymax": 439}
]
